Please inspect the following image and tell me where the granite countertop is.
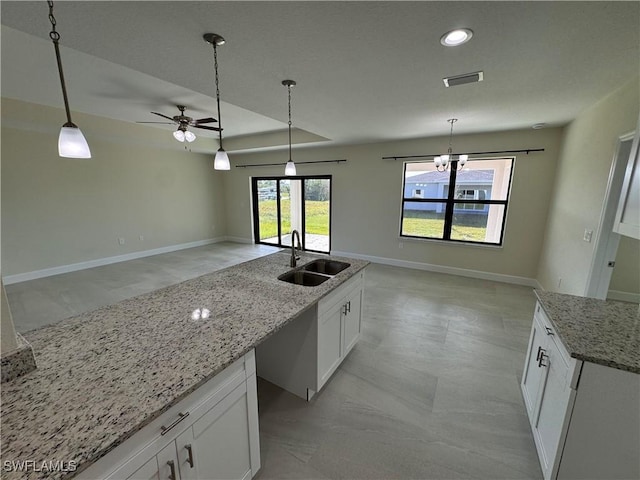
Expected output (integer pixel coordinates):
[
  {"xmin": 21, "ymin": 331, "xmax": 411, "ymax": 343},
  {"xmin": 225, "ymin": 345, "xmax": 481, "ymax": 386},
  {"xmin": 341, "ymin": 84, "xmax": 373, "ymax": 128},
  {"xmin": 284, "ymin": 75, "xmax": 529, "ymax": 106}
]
[
  {"xmin": 534, "ymin": 290, "xmax": 640, "ymax": 374},
  {"xmin": 1, "ymin": 251, "xmax": 369, "ymax": 479}
]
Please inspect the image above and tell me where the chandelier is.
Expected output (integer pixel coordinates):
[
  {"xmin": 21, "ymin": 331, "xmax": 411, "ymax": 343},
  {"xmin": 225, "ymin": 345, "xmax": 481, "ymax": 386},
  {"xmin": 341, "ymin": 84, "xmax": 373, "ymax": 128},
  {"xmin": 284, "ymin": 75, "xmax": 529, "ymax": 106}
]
[{"xmin": 434, "ymin": 119, "xmax": 468, "ymax": 172}]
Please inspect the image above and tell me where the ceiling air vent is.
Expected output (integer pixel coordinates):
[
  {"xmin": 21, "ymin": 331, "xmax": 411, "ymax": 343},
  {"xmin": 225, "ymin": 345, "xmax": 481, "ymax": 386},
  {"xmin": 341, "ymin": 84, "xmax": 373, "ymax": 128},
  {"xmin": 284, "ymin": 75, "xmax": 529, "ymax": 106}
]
[{"xmin": 443, "ymin": 71, "xmax": 484, "ymax": 88}]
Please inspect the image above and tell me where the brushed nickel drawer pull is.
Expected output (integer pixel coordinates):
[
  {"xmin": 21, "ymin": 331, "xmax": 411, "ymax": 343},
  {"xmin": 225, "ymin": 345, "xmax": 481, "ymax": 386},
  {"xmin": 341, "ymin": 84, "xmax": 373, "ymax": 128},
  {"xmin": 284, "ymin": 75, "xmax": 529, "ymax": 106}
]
[
  {"xmin": 538, "ymin": 350, "xmax": 548, "ymax": 368},
  {"xmin": 161, "ymin": 411, "xmax": 190, "ymax": 436},
  {"xmin": 536, "ymin": 345, "xmax": 543, "ymax": 362},
  {"xmin": 167, "ymin": 460, "xmax": 177, "ymax": 480},
  {"xmin": 185, "ymin": 443, "xmax": 195, "ymax": 468}
]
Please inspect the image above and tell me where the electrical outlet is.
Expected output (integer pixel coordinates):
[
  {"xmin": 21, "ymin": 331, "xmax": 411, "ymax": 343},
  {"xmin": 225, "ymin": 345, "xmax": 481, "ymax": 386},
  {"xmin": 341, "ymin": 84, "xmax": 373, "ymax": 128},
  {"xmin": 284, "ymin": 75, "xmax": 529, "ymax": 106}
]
[
  {"xmin": 398, "ymin": 242, "xmax": 404, "ymax": 249},
  {"xmin": 583, "ymin": 229, "xmax": 593, "ymax": 243},
  {"xmin": 118, "ymin": 237, "xmax": 125, "ymax": 245},
  {"xmin": 139, "ymin": 235, "xmax": 144, "ymax": 242}
]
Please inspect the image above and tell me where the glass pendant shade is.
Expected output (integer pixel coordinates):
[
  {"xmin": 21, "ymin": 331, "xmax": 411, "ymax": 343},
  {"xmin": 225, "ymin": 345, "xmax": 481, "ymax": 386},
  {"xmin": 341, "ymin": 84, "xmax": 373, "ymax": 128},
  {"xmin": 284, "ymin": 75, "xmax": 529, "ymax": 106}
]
[
  {"xmin": 173, "ymin": 130, "xmax": 186, "ymax": 142},
  {"xmin": 459, "ymin": 154, "xmax": 468, "ymax": 166},
  {"xmin": 285, "ymin": 160, "xmax": 297, "ymax": 176},
  {"xmin": 184, "ymin": 131, "xmax": 196, "ymax": 143},
  {"xmin": 214, "ymin": 148, "xmax": 231, "ymax": 170},
  {"xmin": 58, "ymin": 124, "xmax": 91, "ymax": 158}
]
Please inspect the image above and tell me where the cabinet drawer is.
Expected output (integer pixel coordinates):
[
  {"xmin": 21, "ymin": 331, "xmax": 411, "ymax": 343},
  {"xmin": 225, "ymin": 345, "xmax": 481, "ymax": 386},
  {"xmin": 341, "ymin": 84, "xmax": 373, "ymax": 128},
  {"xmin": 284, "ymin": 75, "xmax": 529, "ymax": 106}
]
[{"xmin": 317, "ymin": 272, "xmax": 363, "ymax": 317}]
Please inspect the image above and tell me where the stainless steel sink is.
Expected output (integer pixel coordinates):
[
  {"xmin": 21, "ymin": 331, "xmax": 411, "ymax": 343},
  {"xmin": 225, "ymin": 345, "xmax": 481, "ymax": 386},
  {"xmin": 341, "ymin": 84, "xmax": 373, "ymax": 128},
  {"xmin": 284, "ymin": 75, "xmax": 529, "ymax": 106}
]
[
  {"xmin": 278, "ymin": 270, "xmax": 330, "ymax": 286},
  {"xmin": 302, "ymin": 259, "xmax": 351, "ymax": 276}
]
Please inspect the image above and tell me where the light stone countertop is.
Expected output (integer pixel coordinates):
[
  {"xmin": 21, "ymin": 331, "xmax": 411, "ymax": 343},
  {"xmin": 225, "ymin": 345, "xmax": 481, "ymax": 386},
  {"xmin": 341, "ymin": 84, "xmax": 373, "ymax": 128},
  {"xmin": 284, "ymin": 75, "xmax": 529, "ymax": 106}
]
[
  {"xmin": 0, "ymin": 251, "xmax": 369, "ymax": 479},
  {"xmin": 534, "ymin": 290, "xmax": 640, "ymax": 374}
]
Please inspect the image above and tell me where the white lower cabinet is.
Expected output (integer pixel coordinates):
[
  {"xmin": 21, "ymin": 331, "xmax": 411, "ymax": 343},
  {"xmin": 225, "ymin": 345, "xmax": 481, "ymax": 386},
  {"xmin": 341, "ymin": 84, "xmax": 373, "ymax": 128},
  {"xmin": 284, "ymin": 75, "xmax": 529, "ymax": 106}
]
[
  {"xmin": 521, "ymin": 302, "xmax": 639, "ymax": 480},
  {"xmin": 78, "ymin": 350, "xmax": 260, "ymax": 480},
  {"xmin": 256, "ymin": 269, "xmax": 365, "ymax": 400}
]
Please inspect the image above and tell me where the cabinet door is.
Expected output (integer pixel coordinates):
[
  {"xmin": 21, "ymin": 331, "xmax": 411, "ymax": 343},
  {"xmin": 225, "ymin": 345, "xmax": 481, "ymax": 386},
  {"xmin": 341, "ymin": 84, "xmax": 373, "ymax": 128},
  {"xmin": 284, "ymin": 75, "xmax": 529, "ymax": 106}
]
[
  {"xmin": 175, "ymin": 429, "xmax": 197, "ymax": 480},
  {"xmin": 342, "ymin": 285, "xmax": 362, "ymax": 355},
  {"xmin": 126, "ymin": 456, "xmax": 160, "ymax": 480},
  {"xmin": 156, "ymin": 443, "xmax": 181, "ymax": 480},
  {"xmin": 318, "ymin": 301, "xmax": 343, "ymax": 389},
  {"xmin": 533, "ymin": 338, "xmax": 574, "ymax": 480},
  {"xmin": 185, "ymin": 382, "xmax": 252, "ymax": 480},
  {"xmin": 521, "ymin": 313, "xmax": 547, "ymax": 420}
]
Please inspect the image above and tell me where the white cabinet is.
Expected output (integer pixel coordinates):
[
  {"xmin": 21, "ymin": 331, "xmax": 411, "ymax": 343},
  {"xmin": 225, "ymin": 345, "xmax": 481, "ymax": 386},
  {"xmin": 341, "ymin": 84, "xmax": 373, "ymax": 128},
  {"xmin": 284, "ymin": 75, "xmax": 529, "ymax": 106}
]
[
  {"xmin": 521, "ymin": 303, "xmax": 579, "ymax": 480},
  {"xmin": 78, "ymin": 350, "xmax": 260, "ymax": 480},
  {"xmin": 256, "ymin": 269, "xmax": 366, "ymax": 400},
  {"xmin": 316, "ymin": 272, "xmax": 364, "ymax": 391},
  {"xmin": 521, "ymin": 302, "xmax": 640, "ymax": 480}
]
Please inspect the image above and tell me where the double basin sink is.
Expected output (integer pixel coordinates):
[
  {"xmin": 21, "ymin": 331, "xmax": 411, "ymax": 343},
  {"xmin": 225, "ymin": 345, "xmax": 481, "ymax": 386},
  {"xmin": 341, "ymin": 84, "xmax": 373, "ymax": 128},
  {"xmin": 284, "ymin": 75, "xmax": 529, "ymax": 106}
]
[{"xmin": 278, "ymin": 259, "xmax": 351, "ymax": 286}]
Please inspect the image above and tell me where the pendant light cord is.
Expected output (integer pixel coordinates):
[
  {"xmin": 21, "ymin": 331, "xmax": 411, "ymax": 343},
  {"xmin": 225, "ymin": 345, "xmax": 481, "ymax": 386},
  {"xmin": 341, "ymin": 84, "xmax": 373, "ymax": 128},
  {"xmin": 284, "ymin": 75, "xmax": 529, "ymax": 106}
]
[
  {"xmin": 47, "ymin": 0, "xmax": 73, "ymax": 126},
  {"xmin": 447, "ymin": 118, "xmax": 457, "ymax": 155},
  {"xmin": 213, "ymin": 42, "xmax": 223, "ymax": 146},
  {"xmin": 287, "ymin": 83, "xmax": 293, "ymax": 162}
]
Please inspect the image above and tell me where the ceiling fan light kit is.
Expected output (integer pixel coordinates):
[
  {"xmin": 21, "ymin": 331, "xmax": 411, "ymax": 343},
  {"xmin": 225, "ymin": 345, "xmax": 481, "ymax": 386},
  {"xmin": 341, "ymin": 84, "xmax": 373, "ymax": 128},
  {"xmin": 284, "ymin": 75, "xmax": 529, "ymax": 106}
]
[{"xmin": 47, "ymin": 0, "xmax": 91, "ymax": 159}]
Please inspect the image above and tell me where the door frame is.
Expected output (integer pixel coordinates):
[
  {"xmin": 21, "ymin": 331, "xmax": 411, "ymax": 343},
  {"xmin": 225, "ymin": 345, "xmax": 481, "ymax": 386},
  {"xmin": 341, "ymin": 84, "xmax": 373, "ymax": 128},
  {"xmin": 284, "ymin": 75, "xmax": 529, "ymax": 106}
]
[
  {"xmin": 251, "ymin": 175, "xmax": 332, "ymax": 254},
  {"xmin": 584, "ymin": 131, "xmax": 635, "ymax": 299}
]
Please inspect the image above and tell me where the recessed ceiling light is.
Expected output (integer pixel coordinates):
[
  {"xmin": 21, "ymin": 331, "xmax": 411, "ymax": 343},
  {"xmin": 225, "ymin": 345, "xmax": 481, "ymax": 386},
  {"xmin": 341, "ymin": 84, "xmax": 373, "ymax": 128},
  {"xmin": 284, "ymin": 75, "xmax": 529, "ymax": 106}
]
[
  {"xmin": 532, "ymin": 123, "xmax": 546, "ymax": 129},
  {"xmin": 440, "ymin": 28, "xmax": 474, "ymax": 47}
]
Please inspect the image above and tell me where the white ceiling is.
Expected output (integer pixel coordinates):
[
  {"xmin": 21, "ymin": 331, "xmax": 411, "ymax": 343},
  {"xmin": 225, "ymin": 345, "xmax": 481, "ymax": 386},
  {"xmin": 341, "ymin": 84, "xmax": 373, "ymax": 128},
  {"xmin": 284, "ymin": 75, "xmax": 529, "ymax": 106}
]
[{"xmin": 1, "ymin": 1, "xmax": 638, "ymax": 153}]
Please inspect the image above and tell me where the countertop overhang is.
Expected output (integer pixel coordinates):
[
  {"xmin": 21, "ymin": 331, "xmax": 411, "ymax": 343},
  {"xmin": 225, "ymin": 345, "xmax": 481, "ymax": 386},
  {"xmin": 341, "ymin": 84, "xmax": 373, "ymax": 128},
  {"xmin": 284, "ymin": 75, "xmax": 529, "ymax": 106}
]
[
  {"xmin": 534, "ymin": 290, "xmax": 639, "ymax": 373},
  {"xmin": 0, "ymin": 251, "xmax": 369, "ymax": 479}
]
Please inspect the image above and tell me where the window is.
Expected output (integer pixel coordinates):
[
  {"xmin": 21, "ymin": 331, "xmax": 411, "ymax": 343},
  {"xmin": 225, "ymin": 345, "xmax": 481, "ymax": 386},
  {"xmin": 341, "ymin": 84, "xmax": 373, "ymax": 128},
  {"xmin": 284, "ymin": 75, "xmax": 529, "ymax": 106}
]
[{"xmin": 400, "ymin": 158, "xmax": 514, "ymax": 245}]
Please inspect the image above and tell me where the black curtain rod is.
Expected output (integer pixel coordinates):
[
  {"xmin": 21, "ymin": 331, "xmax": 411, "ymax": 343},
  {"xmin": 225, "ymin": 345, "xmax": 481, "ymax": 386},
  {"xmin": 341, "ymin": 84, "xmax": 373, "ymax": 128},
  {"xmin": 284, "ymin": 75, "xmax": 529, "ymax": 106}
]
[
  {"xmin": 235, "ymin": 159, "xmax": 347, "ymax": 168},
  {"xmin": 381, "ymin": 148, "xmax": 545, "ymax": 161}
]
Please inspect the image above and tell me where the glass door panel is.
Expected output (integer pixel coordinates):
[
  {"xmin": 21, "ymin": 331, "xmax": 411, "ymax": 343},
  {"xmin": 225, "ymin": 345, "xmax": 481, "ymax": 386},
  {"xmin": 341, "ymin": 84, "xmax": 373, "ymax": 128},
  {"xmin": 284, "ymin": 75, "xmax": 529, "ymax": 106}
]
[
  {"xmin": 256, "ymin": 179, "xmax": 278, "ymax": 245},
  {"xmin": 304, "ymin": 178, "xmax": 330, "ymax": 252}
]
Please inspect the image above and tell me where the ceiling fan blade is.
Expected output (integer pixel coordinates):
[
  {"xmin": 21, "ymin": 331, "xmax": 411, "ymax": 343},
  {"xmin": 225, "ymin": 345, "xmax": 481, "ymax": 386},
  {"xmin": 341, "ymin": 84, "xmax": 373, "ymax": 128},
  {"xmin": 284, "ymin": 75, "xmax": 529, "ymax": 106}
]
[
  {"xmin": 151, "ymin": 112, "xmax": 177, "ymax": 122},
  {"xmin": 136, "ymin": 121, "xmax": 175, "ymax": 124},
  {"xmin": 193, "ymin": 117, "xmax": 218, "ymax": 124},
  {"xmin": 193, "ymin": 125, "xmax": 223, "ymax": 132}
]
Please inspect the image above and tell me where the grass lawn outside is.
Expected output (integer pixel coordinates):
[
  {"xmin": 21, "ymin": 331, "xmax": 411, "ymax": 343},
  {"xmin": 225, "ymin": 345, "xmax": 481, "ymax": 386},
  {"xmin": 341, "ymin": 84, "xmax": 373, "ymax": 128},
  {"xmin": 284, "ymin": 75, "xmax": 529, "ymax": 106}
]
[
  {"xmin": 258, "ymin": 199, "xmax": 330, "ymax": 240},
  {"xmin": 402, "ymin": 211, "xmax": 488, "ymax": 242}
]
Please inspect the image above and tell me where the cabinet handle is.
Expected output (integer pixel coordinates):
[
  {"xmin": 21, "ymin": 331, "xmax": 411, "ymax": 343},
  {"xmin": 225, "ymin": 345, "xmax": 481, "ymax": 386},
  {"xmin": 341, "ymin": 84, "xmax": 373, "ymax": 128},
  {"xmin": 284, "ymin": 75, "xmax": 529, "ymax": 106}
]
[
  {"xmin": 536, "ymin": 345, "xmax": 543, "ymax": 362},
  {"xmin": 342, "ymin": 304, "xmax": 348, "ymax": 316},
  {"xmin": 538, "ymin": 350, "xmax": 548, "ymax": 368},
  {"xmin": 167, "ymin": 460, "xmax": 177, "ymax": 480},
  {"xmin": 185, "ymin": 443, "xmax": 194, "ymax": 468},
  {"xmin": 545, "ymin": 326, "xmax": 554, "ymax": 336},
  {"xmin": 161, "ymin": 411, "xmax": 189, "ymax": 436},
  {"xmin": 347, "ymin": 300, "xmax": 351, "ymax": 313}
]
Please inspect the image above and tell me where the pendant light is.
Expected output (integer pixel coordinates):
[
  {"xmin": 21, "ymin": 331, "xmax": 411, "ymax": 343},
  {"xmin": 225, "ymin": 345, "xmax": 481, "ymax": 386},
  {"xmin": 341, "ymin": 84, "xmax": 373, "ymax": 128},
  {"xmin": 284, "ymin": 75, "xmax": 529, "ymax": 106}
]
[
  {"xmin": 283, "ymin": 80, "xmax": 297, "ymax": 176},
  {"xmin": 47, "ymin": 0, "xmax": 91, "ymax": 158},
  {"xmin": 204, "ymin": 33, "xmax": 230, "ymax": 170},
  {"xmin": 434, "ymin": 119, "xmax": 468, "ymax": 172}
]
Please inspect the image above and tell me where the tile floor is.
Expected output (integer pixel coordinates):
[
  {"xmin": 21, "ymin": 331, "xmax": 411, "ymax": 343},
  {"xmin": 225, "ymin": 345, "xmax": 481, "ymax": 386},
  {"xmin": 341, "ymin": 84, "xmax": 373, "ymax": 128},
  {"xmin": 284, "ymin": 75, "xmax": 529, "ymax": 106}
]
[{"xmin": 4, "ymin": 242, "xmax": 542, "ymax": 479}]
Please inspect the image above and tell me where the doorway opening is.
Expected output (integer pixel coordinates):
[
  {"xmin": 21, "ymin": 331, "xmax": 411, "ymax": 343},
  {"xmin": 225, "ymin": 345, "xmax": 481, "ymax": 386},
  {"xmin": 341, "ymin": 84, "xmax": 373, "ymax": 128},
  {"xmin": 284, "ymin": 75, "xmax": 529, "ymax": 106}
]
[{"xmin": 251, "ymin": 175, "xmax": 332, "ymax": 253}]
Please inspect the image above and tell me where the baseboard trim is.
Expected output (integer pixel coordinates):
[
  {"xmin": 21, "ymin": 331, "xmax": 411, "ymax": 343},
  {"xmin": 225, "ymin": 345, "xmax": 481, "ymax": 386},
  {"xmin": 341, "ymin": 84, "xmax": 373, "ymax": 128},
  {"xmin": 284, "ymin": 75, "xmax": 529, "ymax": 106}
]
[
  {"xmin": 3, "ymin": 237, "xmax": 226, "ymax": 285},
  {"xmin": 331, "ymin": 250, "xmax": 539, "ymax": 287},
  {"xmin": 223, "ymin": 236, "xmax": 254, "ymax": 244},
  {"xmin": 607, "ymin": 290, "xmax": 640, "ymax": 303}
]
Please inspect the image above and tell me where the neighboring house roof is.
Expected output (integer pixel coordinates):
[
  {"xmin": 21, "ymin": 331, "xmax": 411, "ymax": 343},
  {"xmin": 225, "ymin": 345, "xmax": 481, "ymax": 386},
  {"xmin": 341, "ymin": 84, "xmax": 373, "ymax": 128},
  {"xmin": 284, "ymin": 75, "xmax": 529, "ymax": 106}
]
[{"xmin": 406, "ymin": 169, "xmax": 494, "ymax": 184}]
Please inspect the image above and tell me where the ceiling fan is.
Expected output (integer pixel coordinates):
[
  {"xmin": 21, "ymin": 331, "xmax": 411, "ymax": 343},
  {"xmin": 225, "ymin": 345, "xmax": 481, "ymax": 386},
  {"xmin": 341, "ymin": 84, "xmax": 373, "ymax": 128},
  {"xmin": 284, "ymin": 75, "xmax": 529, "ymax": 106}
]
[{"xmin": 137, "ymin": 105, "xmax": 221, "ymax": 143}]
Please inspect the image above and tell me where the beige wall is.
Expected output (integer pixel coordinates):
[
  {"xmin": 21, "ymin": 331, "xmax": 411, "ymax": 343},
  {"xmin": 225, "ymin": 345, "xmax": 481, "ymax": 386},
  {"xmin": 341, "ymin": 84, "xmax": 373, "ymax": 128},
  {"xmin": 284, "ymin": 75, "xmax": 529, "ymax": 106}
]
[
  {"xmin": 537, "ymin": 78, "xmax": 640, "ymax": 296},
  {"xmin": 225, "ymin": 127, "xmax": 564, "ymax": 281},
  {"xmin": 1, "ymin": 99, "xmax": 227, "ymax": 277}
]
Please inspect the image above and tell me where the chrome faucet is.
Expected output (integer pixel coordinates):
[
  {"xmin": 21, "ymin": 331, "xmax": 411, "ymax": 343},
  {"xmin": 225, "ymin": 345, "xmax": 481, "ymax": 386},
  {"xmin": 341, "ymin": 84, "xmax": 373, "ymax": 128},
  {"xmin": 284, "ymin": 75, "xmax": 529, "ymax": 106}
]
[{"xmin": 290, "ymin": 229, "xmax": 302, "ymax": 267}]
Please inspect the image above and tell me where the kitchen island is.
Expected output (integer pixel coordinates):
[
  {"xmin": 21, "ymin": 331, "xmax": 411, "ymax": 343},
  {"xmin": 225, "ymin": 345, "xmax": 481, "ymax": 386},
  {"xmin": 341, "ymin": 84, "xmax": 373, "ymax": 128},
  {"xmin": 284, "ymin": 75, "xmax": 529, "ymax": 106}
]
[
  {"xmin": 521, "ymin": 291, "xmax": 639, "ymax": 480},
  {"xmin": 0, "ymin": 251, "xmax": 368, "ymax": 479}
]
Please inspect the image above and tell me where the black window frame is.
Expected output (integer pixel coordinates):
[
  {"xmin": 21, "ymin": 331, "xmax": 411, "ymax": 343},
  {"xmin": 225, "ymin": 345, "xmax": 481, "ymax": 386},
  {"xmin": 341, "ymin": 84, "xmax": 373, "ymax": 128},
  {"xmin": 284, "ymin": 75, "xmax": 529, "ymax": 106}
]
[
  {"xmin": 251, "ymin": 175, "xmax": 332, "ymax": 254},
  {"xmin": 400, "ymin": 158, "xmax": 514, "ymax": 246}
]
